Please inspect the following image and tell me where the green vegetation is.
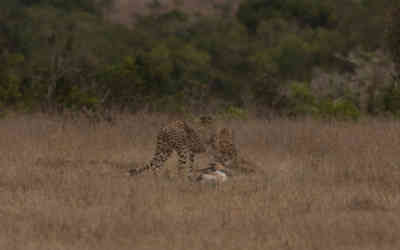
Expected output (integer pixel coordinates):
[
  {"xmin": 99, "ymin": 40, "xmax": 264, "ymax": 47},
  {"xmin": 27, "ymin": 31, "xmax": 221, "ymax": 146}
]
[
  {"xmin": 286, "ymin": 82, "xmax": 360, "ymax": 120},
  {"xmin": 0, "ymin": 0, "xmax": 398, "ymax": 118},
  {"xmin": 386, "ymin": 3, "xmax": 400, "ymax": 80}
]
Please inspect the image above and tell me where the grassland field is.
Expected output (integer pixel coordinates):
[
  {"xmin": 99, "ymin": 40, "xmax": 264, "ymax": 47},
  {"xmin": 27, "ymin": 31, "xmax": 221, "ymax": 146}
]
[{"xmin": 1, "ymin": 113, "xmax": 400, "ymax": 250}]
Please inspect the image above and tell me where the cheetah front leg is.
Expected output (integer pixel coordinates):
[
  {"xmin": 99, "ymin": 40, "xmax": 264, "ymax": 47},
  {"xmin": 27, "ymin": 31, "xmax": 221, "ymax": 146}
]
[{"xmin": 176, "ymin": 147, "xmax": 194, "ymax": 179}]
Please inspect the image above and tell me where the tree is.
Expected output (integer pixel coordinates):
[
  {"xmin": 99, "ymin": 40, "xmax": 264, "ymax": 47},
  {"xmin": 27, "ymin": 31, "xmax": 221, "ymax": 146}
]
[{"xmin": 386, "ymin": 4, "xmax": 400, "ymax": 79}]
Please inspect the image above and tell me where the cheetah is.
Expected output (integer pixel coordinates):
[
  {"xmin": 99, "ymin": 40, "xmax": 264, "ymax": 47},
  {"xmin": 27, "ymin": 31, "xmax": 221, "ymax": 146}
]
[
  {"xmin": 209, "ymin": 127, "xmax": 238, "ymax": 169},
  {"xmin": 208, "ymin": 127, "xmax": 257, "ymax": 175},
  {"xmin": 128, "ymin": 116, "xmax": 216, "ymax": 178}
]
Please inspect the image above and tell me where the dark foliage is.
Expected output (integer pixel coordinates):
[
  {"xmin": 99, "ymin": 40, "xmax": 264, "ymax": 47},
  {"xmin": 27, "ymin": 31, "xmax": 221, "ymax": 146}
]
[{"xmin": 0, "ymin": 0, "xmax": 398, "ymax": 117}]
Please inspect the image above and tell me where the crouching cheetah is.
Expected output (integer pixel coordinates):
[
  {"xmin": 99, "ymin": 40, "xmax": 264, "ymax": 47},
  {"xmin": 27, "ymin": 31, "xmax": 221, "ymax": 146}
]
[
  {"xmin": 209, "ymin": 127, "xmax": 238, "ymax": 169},
  {"xmin": 211, "ymin": 127, "xmax": 258, "ymax": 175},
  {"xmin": 128, "ymin": 116, "xmax": 215, "ymax": 178}
]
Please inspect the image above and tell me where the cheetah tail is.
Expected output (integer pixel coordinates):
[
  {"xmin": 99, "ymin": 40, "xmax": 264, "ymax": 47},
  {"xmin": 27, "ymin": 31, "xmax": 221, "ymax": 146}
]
[{"xmin": 128, "ymin": 164, "xmax": 151, "ymax": 176}]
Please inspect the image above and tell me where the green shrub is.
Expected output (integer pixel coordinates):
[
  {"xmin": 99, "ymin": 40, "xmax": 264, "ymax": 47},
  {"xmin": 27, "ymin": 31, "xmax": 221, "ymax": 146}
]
[
  {"xmin": 385, "ymin": 4, "xmax": 400, "ymax": 77},
  {"xmin": 272, "ymin": 35, "xmax": 312, "ymax": 79},
  {"xmin": 287, "ymin": 82, "xmax": 360, "ymax": 120},
  {"xmin": 218, "ymin": 105, "xmax": 249, "ymax": 120},
  {"xmin": 0, "ymin": 53, "xmax": 24, "ymax": 107},
  {"xmin": 310, "ymin": 28, "xmax": 346, "ymax": 65},
  {"xmin": 288, "ymin": 81, "xmax": 318, "ymax": 116},
  {"xmin": 64, "ymin": 85, "xmax": 100, "ymax": 111},
  {"xmin": 237, "ymin": 0, "xmax": 336, "ymax": 32},
  {"xmin": 101, "ymin": 56, "xmax": 148, "ymax": 108},
  {"xmin": 317, "ymin": 98, "xmax": 360, "ymax": 120},
  {"xmin": 384, "ymin": 84, "xmax": 400, "ymax": 116},
  {"xmin": 330, "ymin": 98, "xmax": 360, "ymax": 120},
  {"xmin": 19, "ymin": 0, "xmax": 112, "ymax": 15}
]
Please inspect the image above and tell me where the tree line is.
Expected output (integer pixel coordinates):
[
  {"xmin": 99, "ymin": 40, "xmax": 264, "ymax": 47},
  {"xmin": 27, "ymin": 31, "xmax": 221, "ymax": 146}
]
[{"xmin": 0, "ymin": 0, "xmax": 399, "ymax": 119}]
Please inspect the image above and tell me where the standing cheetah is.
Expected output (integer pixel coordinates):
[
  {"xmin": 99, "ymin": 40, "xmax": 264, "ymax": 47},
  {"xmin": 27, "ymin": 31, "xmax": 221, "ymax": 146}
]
[{"xmin": 128, "ymin": 116, "xmax": 216, "ymax": 178}]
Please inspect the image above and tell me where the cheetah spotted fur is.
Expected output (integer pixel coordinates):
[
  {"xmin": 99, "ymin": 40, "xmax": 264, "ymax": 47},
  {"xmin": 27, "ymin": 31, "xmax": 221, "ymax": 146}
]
[
  {"xmin": 209, "ymin": 127, "xmax": 238, "ymax": 169},
  {"xmin": 129, "ymin": 117, "xmax": 215, "ymax": 178}
]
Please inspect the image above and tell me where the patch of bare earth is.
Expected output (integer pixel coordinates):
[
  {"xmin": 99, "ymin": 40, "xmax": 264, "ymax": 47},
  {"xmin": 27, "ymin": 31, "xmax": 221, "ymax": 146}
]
[{"xmin": 1, "ymin": 114, "xmax": 400, "ymax": 249}]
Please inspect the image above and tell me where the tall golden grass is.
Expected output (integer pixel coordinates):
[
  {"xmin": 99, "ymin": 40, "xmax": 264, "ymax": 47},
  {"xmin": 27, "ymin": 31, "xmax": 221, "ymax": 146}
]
[{"xmin": 1, "ymin": 113, "xmax": 400, "ymax": 250}]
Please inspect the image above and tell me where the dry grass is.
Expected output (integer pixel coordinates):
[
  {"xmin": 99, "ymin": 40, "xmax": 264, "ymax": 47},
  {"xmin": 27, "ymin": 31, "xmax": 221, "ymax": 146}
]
[{"xmin": 2, "ymin": 113, "xmax": 400, "ymax": 250}]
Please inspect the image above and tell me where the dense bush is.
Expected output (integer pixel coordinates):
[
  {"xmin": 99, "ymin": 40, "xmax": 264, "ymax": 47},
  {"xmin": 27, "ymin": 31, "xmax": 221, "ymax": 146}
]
[
  {"xmin": 0, "ymin": 53, "xmax": 25, "ymax": 107},
  {"xmin": 237, "ymin": 0, "xmax": 336, "ymax": 32},
  {"xmin": 386, "ymin": 4, "xmax": 400, "ymax": 76},
  {"xmin": 0, "ymin": 0, "xmax": 397, "ymax": 118},
  {"xmin": 19, "ymin": 0, "xmax": 112, "ymax": 15},
  {"xmin": 287, "ymin": 82, "xmax": 360, "ymax": 120},
  {"xmin": 384, "ymin": 84, "xmax": 400, "ymax": 116}
]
